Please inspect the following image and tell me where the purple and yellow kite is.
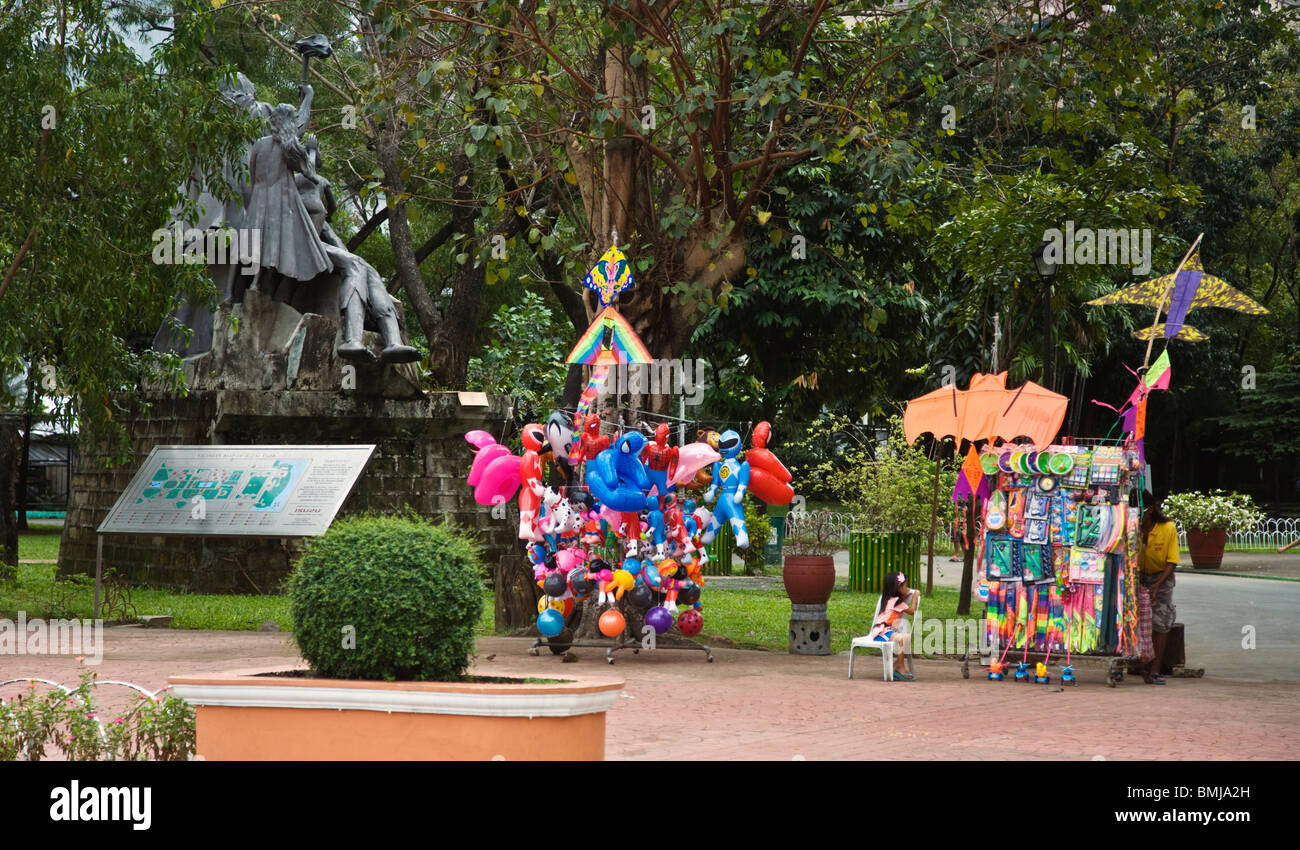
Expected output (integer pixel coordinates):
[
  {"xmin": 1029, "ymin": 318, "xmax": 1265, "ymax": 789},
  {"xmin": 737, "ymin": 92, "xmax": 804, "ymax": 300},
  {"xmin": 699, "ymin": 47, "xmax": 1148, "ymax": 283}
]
[{"xmin": 1086, "ymin": 250, "xmax": 1268, "ymax": 341}]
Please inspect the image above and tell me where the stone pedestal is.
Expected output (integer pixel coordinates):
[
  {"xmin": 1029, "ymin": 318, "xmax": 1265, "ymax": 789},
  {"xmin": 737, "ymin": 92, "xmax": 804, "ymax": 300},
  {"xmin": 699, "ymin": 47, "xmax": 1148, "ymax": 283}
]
[
  {"xmin": 789, "ymin": 603, "xmax": 831, "ymax": 655},
  {"xmin": 58, "ymin": 295, "xmax": 519, "ymax": 594}
]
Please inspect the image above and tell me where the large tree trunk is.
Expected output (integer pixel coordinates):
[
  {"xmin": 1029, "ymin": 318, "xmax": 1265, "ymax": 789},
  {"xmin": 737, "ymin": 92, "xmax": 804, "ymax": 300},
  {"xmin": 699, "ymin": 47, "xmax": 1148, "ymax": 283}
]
[
  {"xmin": 429, "ymin": 152, "xmax": 483, "ymax": 388},
  {"xmin": 0, "ymin": 420, "xmax": 20, "ymax": 579},
  {"xmin": 377, "ymin": 125, "xmax": 443, "ymax": 352},
  {"xmin": 17, "ymin": 377, "xmax": 34, "ymax": 530},
  {"xmin": 494, "ymin": 550, "xmax": 541, "ymax": 632}
]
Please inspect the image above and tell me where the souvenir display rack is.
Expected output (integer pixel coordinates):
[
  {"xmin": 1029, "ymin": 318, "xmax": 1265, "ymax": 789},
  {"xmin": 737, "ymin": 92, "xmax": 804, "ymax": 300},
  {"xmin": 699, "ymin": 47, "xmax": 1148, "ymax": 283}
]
[{"xmin": 959, "ymin": 436, "xmax": 1144, "ymax": 687}]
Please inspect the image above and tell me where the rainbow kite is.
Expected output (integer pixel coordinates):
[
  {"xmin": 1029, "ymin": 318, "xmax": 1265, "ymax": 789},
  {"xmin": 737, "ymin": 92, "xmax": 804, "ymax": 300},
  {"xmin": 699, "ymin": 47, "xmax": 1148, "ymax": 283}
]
[
  {"xmin": 573, "ymin": 365, "xmax": 611, "ymax": 423},
  {"xmin": 565, "ymin": 306, "xmax": 653, "ymax": 366},
  {"xmin": 565, "ymin": 244, "xmax": 653, "ymax": 417}
]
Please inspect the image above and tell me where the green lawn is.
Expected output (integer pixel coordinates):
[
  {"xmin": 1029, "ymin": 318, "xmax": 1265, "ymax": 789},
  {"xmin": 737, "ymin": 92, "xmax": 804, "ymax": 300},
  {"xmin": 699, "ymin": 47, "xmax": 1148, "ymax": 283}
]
[
  {"xmin": 5, "ymin": 527, "xmax": 976, "ymax": 653},
  {"xmin": 0, "ymin": 562, "xmax": 501, "ymax": 635},
  {"xmin": 17, "ymin": 525, "xmax": 63, "ymax": 561}
]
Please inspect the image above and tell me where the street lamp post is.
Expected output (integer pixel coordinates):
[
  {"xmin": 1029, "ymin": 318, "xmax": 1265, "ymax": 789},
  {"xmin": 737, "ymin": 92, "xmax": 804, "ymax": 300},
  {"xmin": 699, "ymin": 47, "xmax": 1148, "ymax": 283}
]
[{"xmin": 1031, "ymin": 241, "xmax": 1059, "ymax": 391}]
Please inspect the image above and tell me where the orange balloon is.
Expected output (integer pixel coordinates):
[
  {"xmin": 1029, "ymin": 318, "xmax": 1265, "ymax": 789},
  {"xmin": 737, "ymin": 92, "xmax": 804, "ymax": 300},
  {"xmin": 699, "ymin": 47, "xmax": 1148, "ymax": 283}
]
[{"xmin": 598, "ymin": 608, "xmax": 626, "ymax": 638}]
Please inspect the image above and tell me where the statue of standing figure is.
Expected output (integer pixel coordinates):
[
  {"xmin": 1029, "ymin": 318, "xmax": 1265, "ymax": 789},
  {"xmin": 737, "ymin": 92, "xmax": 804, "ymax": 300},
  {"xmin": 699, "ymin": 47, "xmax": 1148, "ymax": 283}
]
[{"xmin": 155, "ymin": 35, "xmax": 419, "ymax": 366}]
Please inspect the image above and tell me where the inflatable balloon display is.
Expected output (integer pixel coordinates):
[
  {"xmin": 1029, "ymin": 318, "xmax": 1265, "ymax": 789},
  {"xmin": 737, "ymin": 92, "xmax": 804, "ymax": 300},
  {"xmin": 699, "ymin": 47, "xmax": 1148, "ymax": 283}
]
[{"xmin": 462, "ymin": 402, "xmax": 755, "ymax": 652}]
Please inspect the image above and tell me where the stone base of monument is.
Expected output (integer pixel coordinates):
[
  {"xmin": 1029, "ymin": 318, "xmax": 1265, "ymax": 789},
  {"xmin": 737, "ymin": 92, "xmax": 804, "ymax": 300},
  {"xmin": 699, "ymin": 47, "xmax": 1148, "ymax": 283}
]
[
  {"xmin": 57, "ymin": 293, "xmax": 519, "ymax": 594},
  {"xmin": 789, "ymin": 603, "xmax": 831, "ymax": 655}
]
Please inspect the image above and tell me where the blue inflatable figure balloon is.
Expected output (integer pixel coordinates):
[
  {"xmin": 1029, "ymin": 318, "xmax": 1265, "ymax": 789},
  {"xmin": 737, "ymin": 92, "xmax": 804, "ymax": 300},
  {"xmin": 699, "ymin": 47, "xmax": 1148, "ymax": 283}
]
[
  {"xmin": 702, "ymin": 429, "xmax": 750, "ymax": 548},
  {"xmin": 586, "ymin": 432, "xmax": 654, "ymax": 547}
]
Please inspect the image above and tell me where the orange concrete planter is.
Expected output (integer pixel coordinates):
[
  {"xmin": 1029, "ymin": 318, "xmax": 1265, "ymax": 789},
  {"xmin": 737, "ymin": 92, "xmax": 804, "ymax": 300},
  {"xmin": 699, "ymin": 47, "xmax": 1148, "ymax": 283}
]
[{"xmin": 168, "ymin": 668, "xmax": 624, "ymax": 761}]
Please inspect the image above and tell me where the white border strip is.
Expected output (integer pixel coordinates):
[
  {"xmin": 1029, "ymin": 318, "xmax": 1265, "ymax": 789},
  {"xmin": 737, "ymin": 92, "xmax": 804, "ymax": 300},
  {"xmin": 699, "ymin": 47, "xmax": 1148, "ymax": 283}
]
[{"xmin": 169, "ymin": 683, "xmax": 619, "ymax": 718}]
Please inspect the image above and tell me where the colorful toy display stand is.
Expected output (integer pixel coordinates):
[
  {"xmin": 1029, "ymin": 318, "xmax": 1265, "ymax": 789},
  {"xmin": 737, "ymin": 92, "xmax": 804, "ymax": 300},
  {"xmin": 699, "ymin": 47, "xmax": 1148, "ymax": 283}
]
[
  {"xmin": 962, "ymin": 436, "xmax": 1143, "ymax": 687},
  {"xmin": 471, "ymin": 244, "xmax": 723, "ymax": 666}
]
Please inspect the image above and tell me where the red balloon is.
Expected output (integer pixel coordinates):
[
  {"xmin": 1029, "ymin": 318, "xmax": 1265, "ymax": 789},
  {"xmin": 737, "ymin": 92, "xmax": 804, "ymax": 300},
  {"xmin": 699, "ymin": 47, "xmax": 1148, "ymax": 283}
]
[
  {"xmin": 598, "ymin": 608, "xmax": 626, "ymax": 638},
  {"xmin": 678, "ymin": 608, "xmax": 703, "ymax": 637}
]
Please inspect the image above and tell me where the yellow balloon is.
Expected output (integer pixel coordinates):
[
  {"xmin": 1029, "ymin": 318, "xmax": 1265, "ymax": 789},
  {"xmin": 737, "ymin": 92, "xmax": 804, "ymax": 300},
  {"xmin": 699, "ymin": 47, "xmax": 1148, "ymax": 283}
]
[
  {"xmin": 613, "ymin": 569, "xmax": 635, "ymax": 591},
  {"xmin": 537, "ymin": 596, "xmax": 548, "ymax": 614}
]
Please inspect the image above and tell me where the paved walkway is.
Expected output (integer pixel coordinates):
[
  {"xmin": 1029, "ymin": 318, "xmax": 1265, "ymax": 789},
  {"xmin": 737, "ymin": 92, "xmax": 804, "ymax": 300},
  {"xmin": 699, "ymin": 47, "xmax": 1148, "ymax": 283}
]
[{"xmin": 3, "ymin": 625, "xmax": 1295, "ymax": 760}]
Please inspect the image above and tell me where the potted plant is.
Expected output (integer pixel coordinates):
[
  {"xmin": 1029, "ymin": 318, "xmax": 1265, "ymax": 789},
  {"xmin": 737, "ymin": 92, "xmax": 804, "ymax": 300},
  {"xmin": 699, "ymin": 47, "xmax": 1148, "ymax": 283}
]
[
  {"xmin": 1162, "ymin": 490, "xmax": 1264, "ymax": 569},
  {"xmin": 782, "ymin": 509, "xmax": 839, "ymax": 604},
  {"xmin": 168, "ymin": 514, "xmax": 622, "ymax": 760}
]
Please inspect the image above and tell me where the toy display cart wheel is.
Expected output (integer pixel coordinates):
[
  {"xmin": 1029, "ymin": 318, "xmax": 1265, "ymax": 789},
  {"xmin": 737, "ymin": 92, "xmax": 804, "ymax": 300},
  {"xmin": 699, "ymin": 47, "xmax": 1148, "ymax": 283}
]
[{"xmin": 547, "ymin": 628, "xmax": 574, "ymax": 655}]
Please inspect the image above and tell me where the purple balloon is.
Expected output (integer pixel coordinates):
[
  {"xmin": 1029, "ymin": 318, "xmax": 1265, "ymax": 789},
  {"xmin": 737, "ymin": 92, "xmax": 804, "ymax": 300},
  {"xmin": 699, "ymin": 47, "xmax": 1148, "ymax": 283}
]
[{"xmin": 645, "ymin": 606, "xmax": 674, "ymax": 635}]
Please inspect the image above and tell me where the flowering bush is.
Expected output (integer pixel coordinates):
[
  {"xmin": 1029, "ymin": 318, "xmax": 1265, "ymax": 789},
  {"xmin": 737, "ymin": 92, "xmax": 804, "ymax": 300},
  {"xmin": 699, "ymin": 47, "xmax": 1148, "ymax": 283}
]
[
  {"xmin": 0, "ymin": 669, "xmax": 195, "ymax": 761},
  {"xmin": 1162, "ymin": 490, "xmax": 1264, "ymax": 534}
]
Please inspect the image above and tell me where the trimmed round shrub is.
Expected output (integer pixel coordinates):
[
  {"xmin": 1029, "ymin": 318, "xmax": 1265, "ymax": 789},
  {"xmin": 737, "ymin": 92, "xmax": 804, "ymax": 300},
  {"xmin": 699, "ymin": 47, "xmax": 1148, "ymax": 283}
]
[{"xmin": 287, "ymin": 515, "xmax": 485, "ymax": 681}]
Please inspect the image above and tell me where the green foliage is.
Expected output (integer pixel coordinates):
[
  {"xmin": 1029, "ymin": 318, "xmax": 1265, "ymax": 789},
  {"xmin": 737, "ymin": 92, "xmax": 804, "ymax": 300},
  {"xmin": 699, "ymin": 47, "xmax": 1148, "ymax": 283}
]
[
  {"xmin": 0, "ymin": 668, "xmax": 195, "ymax": 761},
  {"xmin": 464, "ymin": 290, "xmax": 568, "ymax": 418},
  {"xmin": 287, "ymin": 514, "xmax": 485, "ymax": 681},
  {"xmin": 832, "ymin": 418, "xmax": 957, "ymax": 535},
  {"xmin": 0, "ymin": 0, "xmax": 254, "ymax": 452},
  {"xmin": 738, "ymin": 505, "xmax": 771, "ymax": 576},
  {"xmin": 778, "ymin": 410, "xmax": 885, "ymax": 502},
  {"xmin": 1214, "ymin": 350, "xmax": 1300, "ymax": 463}
]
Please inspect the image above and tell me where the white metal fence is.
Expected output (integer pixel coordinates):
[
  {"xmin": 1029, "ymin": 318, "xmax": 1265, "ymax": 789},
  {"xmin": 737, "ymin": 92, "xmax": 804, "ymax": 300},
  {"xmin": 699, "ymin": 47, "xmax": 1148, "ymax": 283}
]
[
  {"xmin": 782, "ymin": 511, "xmax": 858, "ymax": 546},
  {"xmin": 1175, "ymin": 517, "xmax": 1300, "ymax": 552}
]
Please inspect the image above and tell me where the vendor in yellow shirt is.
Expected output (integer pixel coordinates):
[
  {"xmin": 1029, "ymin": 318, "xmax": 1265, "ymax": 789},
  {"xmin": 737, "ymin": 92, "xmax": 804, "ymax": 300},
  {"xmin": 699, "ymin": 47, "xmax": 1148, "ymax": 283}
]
[{"xmin": 1141, "ymin": 500, "xmax": 1180, "ymax": 685}]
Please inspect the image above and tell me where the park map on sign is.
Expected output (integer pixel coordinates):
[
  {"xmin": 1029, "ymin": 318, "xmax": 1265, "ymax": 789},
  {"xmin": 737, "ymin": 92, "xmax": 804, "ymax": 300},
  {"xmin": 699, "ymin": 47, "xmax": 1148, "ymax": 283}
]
[
  {"xmin": 139, "ymin": 458, "xmax": 310, "ymax": 513},
  {"xmin": 99, "ymin": 446, "xmax": 375, "ymax": 537}
]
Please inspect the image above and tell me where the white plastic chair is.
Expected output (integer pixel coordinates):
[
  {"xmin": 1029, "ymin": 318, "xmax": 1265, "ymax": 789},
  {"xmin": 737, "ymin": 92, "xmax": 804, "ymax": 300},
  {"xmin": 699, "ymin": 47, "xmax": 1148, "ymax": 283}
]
[{"xmin": 848, "ymin": 592, "xmax": 920, "ymax": 681}]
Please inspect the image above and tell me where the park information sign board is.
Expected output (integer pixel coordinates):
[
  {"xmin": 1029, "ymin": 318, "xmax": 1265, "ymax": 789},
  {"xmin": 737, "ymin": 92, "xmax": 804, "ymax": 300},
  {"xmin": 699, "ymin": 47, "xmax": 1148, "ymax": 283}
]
[{"xmin": 98, "ymin": 445, "xmax": 376, "ymax": 537}]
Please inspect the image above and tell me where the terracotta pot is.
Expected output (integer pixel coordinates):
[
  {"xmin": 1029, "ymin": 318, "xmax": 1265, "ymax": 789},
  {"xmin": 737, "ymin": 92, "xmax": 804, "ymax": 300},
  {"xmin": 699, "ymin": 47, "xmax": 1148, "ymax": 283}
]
[
  {"xmin": 168, "ymin": 667, "xmax": 623, "ymax": 761},
  {"xmin": 1186, "ymin": 528, "xmax": 1227, "ymax": 569},
  {"xmin": 783, "ymin": 554, "xmax": 836, "ymax": 604}
]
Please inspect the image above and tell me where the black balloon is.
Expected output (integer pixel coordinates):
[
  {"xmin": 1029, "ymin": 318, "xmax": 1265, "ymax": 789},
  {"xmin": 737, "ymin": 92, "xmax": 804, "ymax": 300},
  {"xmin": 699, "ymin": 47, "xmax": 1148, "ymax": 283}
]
[
  {"xmin": 628, "ymin": 584, "xmax": 655, "ymax": 610},
  {"xmin": 569, "ymin": 569, "xmax": 595, "ymax": 595},
  {"xmin": 678, "ymin": 583, "xmax": 701, "ymax": 606},
  {"xmin": 543, "ymin": 572, "xmax": 567, "ymax": 597}
]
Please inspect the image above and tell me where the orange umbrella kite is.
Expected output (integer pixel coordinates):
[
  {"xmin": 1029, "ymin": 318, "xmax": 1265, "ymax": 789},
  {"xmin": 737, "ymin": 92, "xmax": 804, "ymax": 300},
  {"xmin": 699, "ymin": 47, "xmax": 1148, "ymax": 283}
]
[{"xmin": 903, "ymin": 371, "xmax": 1069, "ymax": 450}]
